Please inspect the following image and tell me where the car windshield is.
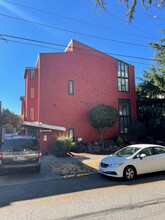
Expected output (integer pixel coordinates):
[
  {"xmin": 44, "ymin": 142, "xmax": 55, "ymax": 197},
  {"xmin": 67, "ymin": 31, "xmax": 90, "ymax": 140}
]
[
  {"xmin": 2, "ymin": 139, "xmax": 40, "ymax": 151},
  {"xmin": 114, "ymin": 146, "xmax": 140, "ymax": 158}
]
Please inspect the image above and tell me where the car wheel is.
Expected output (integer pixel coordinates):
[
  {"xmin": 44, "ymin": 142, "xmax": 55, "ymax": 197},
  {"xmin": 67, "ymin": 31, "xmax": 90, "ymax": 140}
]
[
  {"xmin": 34, "ymin": 166, "xmax": 41, "ymax": 173},
  {"xmin": 123, "ymin": 166, "xmax": 136, "ymax": 180}
]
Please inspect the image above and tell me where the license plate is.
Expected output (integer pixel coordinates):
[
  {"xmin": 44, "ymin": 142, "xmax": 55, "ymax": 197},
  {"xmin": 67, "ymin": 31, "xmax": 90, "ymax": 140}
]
[{"xmin": 14, "ymin": 156, "xmax": 26, "ymax": 161}]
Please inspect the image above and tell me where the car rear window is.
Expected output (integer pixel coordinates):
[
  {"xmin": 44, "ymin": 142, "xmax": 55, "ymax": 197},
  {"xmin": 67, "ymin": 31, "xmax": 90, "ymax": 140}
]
[{"xmin": 2, "ymin": 138, "xmax": 40, "ymax": 151}]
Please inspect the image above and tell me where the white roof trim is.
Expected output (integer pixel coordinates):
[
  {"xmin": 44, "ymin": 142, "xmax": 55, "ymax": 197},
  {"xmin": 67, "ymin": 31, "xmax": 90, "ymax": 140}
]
[
  {"xmin": 23, "ymin": 121, "xmax": 66, "ymax": 132},
  {"xmin": 64, "ymin": 39, "xmax": 73, "ymax": 52}
]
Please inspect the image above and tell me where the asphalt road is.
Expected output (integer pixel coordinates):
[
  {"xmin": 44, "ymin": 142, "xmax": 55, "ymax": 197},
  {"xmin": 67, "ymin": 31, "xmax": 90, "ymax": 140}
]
[{"xmin": 0, "ymin": 171, "xmax": 165, "ymax": 220}]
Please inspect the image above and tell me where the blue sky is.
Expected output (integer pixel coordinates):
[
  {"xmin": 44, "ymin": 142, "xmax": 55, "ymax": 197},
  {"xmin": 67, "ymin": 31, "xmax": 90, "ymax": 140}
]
[{"xmin": 0, "ymin": 0, "xmax": 164, "ymax": 114}]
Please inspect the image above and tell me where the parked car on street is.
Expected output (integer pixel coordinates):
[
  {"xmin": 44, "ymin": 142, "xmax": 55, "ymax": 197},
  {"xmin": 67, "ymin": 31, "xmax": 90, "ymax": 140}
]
[
  {"xmin": 0, "ymin": 135, "xmax": 42, "ymax": 175},
  {"xmin": 99, "ymin": 144, "xmax": 165, "ymax": 180}
]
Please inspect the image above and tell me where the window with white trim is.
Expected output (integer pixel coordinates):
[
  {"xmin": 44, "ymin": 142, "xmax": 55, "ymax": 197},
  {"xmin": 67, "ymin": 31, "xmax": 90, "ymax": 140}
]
[
  {"xmin": 29, "ymin": 107, "xmax": 34, "ymax": 121},
  {"xmin": 30, "ymin": 87, "xmax": 35, "ymax": 99}
]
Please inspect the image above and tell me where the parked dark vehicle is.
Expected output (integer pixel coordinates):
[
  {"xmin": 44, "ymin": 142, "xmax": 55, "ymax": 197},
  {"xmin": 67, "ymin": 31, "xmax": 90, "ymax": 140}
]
[{"xmin": 0, "ymin": 135, "xmax": 42, "ymax": 175}]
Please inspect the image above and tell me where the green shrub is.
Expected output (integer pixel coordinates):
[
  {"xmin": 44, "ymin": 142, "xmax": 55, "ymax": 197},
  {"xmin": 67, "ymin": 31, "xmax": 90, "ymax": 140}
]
[
  {"xmin": 143, "ymin": 136, "xmax": 155, "ymax": 144},
  {"xmin": 116, "ymin": 136, "xmax": 124, "ymax": 147},
  {"xmin": 156, "ymin": 140, "xmax": 165, "ymax": 146},
  {"xmin": 52, "ymin": 136, "xmax": 74, "ymax": 157}
]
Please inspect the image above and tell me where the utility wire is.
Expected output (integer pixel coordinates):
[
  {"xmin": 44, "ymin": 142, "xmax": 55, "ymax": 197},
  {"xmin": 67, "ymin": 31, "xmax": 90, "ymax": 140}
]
[
  {"xmin": 0, "ymin": 37, "xmax": 64, "ymax": 51},
  {"xmin": 109, "ymin": 0, "xmax": 164, "ymax": 21},
  {"xmin": 0, "ymin": 13, "xmax": 150, "ymax": 48},
  {"xmin": 0, "ymin": 33, "xmax": 159, "ymax": 62},
  {"xmin": 87, "ymin": 0, "xmax": 159, "ymax": 39},
  {"xmin": 1, "ymin": 0, "xmax": 157, "ymax": 41},
  {"xmin": 0, "ymin": 37, "xmax": 155, "ymax": 67},
  {"xmin": 0, "ymin": 33, "xmax": 67, "ymax": 48}
]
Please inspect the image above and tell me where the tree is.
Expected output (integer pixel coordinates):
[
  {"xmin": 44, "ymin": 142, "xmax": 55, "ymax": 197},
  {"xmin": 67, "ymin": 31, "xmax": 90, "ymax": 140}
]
[
  {"xmin": 136, "ymin": 30, "xmax": 165, "ymax": 142},
  {"xmin": 0, "ymin": 108, "xmax": 22, "ymax": 130},
  {"xmin": 128, "ymin": 120, "xmax": 147, "ymax": 141},
  {"xmin": 91, "ymin": 0, "xmax": 165, "ymax": 21},
  {"xmin": 137, "ymin": 30, "xmax": 165, "ymax": 99},
  {"xmin": 89, "ymin": 104, "xmax": 119, "ymax": 140}
]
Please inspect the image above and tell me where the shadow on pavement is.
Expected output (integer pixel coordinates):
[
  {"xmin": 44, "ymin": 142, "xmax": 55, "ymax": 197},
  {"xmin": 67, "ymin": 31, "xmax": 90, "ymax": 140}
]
[{"xmin": 0, "ymin": 153, "xmax": 165, "ymax": 208}]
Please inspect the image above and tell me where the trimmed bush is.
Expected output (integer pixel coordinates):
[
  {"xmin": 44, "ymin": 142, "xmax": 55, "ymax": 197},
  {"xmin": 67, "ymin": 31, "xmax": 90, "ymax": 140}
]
[
  {"xmin": 116, "ymin": 136, "xmax": 124, "ymax": 147},
  {"xmin": 52, "ymin": 136, "xmax": 74, "ymax": 157}
]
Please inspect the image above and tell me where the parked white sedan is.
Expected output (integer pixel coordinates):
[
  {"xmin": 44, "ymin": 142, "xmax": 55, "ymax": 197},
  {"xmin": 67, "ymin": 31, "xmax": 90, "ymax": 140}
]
[{"xmin": 99, "ymin": 144, "xmax": 165, "ymax": 180}]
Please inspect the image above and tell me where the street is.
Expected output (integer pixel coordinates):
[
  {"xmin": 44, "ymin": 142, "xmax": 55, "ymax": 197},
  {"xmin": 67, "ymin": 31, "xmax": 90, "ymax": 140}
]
[{"xmin": 0, "ymin": 171, "xmax": 165, "ymax": 220}]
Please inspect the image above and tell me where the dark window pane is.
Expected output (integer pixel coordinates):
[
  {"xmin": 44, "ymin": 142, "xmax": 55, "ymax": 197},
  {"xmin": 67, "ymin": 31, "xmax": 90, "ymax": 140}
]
[
  {"xmin": 68, "ymin": 80, "xmax": 74, "ymax": 95},
  {"xmin": 2, "ymin": 139, "xmax": 39, "ymax": 151},
  {"xmin": 30, "ymin": 69, "xmax": 36, "ymax": 79},
  {"xmin": 117, "ymin": 61, "xmax": 129, "ymax": 91},
  {"xmin": 119, "ymin": 99, "xmax": 131, "ymax": 134}
]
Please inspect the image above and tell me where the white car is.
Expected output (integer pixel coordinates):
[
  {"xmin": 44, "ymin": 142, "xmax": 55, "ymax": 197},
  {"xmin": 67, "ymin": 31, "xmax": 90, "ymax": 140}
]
[{"xmin": 99, "ymin": 144, "xmax": 165, "ymax": 180}]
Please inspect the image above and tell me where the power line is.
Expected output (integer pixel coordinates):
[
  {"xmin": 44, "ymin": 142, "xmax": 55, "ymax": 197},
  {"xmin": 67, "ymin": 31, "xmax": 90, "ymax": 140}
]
[
  {"xmin": 121, "ymin": 60, "xmax": 155, "ymax": 66},
  {"xmin": 0, "ymin": 33, "xmax": 67, "ymax": 48},
  {"xmin": 0, "ymin": 33, "xmax": 158, "ymax": 63},
  {"xmin": 0, "ymin": 37, "xmax": 64, "ymax": 51},
  {"xmin": 0, "ymin": 38, "xmax": 155, "ymax": 68},
  {"xmin": 109, "ymin": 0, "xmax": 165, "ymax": 21},
  {"xmin": 0, "ymin": 13, "xmax": 150, "ymax": 48},
  {"xmin": 87, "ymin": 0, "xmax": 159, "ymax": 40},
  {"xmin": 1, "ymin": 0, "xmax": 157, "ymax": 41},
  {"xmin": 1, "ymin": 36, "xmax": 154, "ymax": 66}
]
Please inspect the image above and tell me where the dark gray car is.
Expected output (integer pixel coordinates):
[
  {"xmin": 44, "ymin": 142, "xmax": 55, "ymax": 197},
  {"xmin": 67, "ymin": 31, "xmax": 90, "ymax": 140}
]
[{"xmin": 0, "ymin": 135, "xmax": 42, "ymax": 175}]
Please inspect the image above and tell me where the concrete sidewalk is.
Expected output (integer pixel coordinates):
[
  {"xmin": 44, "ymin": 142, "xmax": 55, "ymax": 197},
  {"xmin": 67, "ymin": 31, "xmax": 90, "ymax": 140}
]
[{"xmin": 0, "ymin": 153, "xmax": 105, "ymax": 187}]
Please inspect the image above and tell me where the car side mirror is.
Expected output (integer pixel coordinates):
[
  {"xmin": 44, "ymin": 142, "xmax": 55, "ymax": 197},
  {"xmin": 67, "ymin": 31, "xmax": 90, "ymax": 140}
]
[{"xmin": 140, "ymin": 153, "xmax": 146, "ymax": 160}]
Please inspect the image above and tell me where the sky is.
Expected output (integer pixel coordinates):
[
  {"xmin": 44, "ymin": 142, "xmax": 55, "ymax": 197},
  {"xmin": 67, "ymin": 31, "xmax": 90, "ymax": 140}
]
[{"xmin": 0, "ymin": 0, "xmax": 164, "ymax": 114}]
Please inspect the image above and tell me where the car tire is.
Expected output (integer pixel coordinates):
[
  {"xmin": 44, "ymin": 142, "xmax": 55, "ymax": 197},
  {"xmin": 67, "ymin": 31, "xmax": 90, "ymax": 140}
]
[
  {"xmin": 33, "ymin": 166, "xmax": 41, "ymax": 173},
  {"xmin": 123, "ymin": 166, "xmax": 136, "ymax": 180}
]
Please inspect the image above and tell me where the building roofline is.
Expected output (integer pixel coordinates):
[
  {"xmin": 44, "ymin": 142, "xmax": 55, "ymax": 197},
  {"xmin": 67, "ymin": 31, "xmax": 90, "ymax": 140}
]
[
  {"xmin": 24, "ymin": 67, "xmax": 36, "ymax": 78},
  {"xmin": 22, "ymin": 121, "xmax": 66, "ymax": 132},
  {"xmin": 64, "ymin": 39, "xmax": 73, "ymax": 52}
]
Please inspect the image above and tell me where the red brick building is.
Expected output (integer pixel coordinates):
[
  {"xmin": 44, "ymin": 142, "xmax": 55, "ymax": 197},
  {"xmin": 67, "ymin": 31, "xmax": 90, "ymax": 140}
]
[{"xmin": 21, "ymin": 39, "xmax": 137, "ymax": 151}]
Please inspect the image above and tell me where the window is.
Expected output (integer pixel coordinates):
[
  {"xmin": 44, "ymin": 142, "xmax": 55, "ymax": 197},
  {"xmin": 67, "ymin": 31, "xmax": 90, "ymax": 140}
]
[
  {"xmin": 117, "ymin": 61, "xmax": 129, "ymax": 92},
  {"xmin": 68, "ymin": 128, "xmax": 74, "ymax": 140},
  {"xmin": 30, "ymin": 69, "xmax": 36, "ymax": 80},
  {"xmin": 68, "ymin": 80, "xmax": 74, "ymax": 95},
  {"xmin": 44, "ymin": 135, "xmax": 47, "ymax": 142},
  {"xmin": 29, "ymin": 107, "xmax": 34, "ymax": 121},
  {"xmin": 153, "ymin": 147, "xmax": 165, "ymax": 154},
  {"xmin": 134, "ymin": 148, "xmax": 154, "ymax": 159},
  {"xmin": 118, "ymin": 99, "xmax": 131, "ymax": 134},
  {"xmin": 139, "ymin": 148, "xmax": 153, "ymax": 157},
  {"xmin": 30, "ymin": 87, "xmax": 35, "ymax": 99}
]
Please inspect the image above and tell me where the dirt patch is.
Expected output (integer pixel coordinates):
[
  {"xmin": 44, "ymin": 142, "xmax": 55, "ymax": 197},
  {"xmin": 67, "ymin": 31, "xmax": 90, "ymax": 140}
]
[{"xmin": 50, "ymin": 159, "xmax": 100, "ymax": 178}]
